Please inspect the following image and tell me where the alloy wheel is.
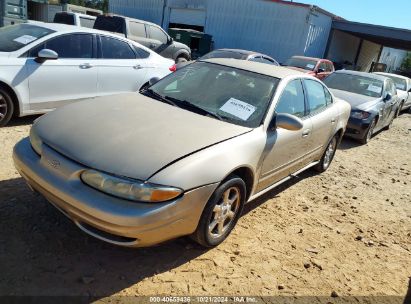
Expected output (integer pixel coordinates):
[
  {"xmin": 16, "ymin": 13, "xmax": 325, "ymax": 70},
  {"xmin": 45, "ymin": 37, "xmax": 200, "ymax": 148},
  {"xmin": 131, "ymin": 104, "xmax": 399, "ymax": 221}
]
[
  {"xmin": 323, "ymin": 136, "xmax": 337, "ymax": 169},
  {"xmin": 208, "ymin": 187, "xmax": 241, "ymax": 239}
]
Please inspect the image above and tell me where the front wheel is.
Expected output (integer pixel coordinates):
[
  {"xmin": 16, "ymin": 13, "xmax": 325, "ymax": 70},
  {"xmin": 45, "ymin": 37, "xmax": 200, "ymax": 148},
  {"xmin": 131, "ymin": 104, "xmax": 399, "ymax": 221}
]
[
  {"xmin": 0, "ymin": 87, "xmax": 14, "ymax": 127},
  {"xmin": 314, "ymin": 134, "xmax": 338, "ymax": 173},
  {"xmin": 176, "ymin": 56, "xmax": 188, "ymax": 64},
  {"xmin": 191, "ymin": 176, "xmax": 246, "ymax": 247},
  {"xmin": 395, "ymin": 102, "xmax": 403, "ymax": 117},
  {"xmin": 359, "ymin": 118, "xmax": 376, "ymax": 145}
]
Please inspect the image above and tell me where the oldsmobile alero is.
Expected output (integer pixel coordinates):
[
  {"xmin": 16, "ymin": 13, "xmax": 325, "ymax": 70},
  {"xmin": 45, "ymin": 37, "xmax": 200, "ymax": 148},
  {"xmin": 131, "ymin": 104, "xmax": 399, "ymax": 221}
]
[{"xmin": 13, "ymin": 59, "xmax": 351, "ymax": 247}]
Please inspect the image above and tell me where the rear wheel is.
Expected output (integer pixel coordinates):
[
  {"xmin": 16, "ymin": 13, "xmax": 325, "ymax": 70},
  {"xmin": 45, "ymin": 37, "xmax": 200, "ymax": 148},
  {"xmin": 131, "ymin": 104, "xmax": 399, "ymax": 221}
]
[
  {"xmin": 0, "ymin": 87, "xmax": 14, "ymax": 127},
  {"xmin": 191, "ymin": 175, "xmax": 245, "ymax": 247},
  {"xmin": 314, "ymin": 134, "xmax": 338, "ymax": 173},
  {"xmin": 359, "ymin": 118, "xmax": 376, "ymax": 145}
]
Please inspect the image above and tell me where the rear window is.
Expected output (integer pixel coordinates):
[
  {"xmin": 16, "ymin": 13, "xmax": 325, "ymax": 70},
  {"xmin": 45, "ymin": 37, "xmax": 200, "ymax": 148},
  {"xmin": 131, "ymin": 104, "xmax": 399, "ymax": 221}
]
[
  {"xmin": 200, "ymin": 50, "xmax": 247, "ymax": 60},
  {"xmin": 285, "ymin": 57, "xmax": 318, "ymax": 71},
  {"xmin": 79, "ymin": 17, "xmax": 95, "ymax": 29},
  {"xmin": 94, "ymin": 16, "xmax": 125, "ymax": 34},
  {"xmin": 0, "ymin": 24, "xmax": 54, "ymax": 52},
  {"xmin": 53, "ymin": 13, "xmax": 75, "ymax": 25}
]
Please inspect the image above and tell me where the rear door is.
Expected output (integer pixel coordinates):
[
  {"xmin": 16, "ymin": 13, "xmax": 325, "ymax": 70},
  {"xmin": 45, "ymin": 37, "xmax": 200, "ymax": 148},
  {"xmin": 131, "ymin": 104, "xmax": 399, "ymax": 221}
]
[
  {"xmin": 95, "ymin": 35, "xmax": 148, "ymax": 95},
  {"xmin": 128, "ymin": 21, "xmax": 151, "ymax": 47},
  {"xmin": 26, "ymin": 33, "xmax": 98, "ymax": 111},
  {"xmin": 302, "ymin": 78, "xmax": 337, "ymax": 160},
  {"xmin": 257, "ymin": 78, "xmax": 313, "ymax": 192}
]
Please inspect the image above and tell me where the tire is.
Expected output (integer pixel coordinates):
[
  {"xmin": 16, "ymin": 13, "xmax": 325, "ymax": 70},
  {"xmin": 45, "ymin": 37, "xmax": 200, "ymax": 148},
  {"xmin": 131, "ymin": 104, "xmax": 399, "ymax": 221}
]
[
  {"xmin": 176, "ymin": 56, "xmax": 188, "ymax": 64},
  {"xmin": 359, "ymin": 118, "xmax": 376, "ymax": 145},
  {"xmin": 191, "ymin": 175, "xmax": 246, "ymax": 247},
  {"xmin": 395, "ymin": 101, "xmax": 404, "ymax": 118},
  {"xmin": 0, "ymin": 87, "xmax": 14, "ymax": 127},
  {"xmin": 314, "ymin": 134, "xmax": 338, "ymax": 173}
]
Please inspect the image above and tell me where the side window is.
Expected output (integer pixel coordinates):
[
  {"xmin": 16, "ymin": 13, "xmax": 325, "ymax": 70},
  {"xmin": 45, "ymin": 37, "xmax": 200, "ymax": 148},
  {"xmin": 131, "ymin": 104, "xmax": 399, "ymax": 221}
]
[
  {"xmin": 79, "ymin": 17, "xmax": 95, "ymax": 29},
  {"xmin": 100, "ymin": 36, "xmax": 136, "ymax": 59},
  {"xmin": 275, "ymin": 79, "xmax": 306, "ymax": 118},
  {"xmin": 324, "ymin": 87, "xmax": 333, "ymax": 105},
  {"xmin": 148, "ymin": 25, "xmax": 168, "ymax": 44},
  {"xmin": 304, "ymin": 79, "xmax": 328, "ymax": 113},
  {"xmin": 29, "ymin": 34, "xmax": 93, "ymax": 58},
  {"xmin": 249, "ymin": 56, "xmax": 261, "ymax": 63},
  {"xmin": 133, "ymin": 45, "xmax": 150, "ymax": 59},
  {"xmin": 129, "ymin": 22, "xmax": 146, "ymax": 37},
  {"xmin": 388, "ymin": 80, "xmax": 397, "ymax": 95},
  {"xmin": 318, "ymin": 62, "xmax": 327, "ymax": 72},
  {"xmin": 326, "ymin": 62, "xmax": 334, "ymax": 72},
  {"xmin": 261, "ymin": 57, "xmax": 277, "ymax": 65}
]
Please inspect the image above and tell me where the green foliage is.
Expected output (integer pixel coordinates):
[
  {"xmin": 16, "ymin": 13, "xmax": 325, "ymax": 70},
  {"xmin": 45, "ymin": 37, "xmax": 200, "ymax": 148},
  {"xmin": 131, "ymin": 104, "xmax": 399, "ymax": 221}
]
[
  {"xmin": 401, "ymin": 52, "xmax": 411, "ymax": 70},
  {"xmin": 65, "ymin": 0, "xmax": 109, "ymax": 13}
]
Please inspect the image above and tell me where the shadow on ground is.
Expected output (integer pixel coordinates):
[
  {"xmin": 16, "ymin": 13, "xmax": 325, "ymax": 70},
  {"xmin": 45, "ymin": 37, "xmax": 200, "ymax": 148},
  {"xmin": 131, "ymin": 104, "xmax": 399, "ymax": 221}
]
[
  {"xmin": 0, "ymin": 164, "xmax": 318, "ymax": 298},
  {"xmin": 5, "ymin": 115, "xmax": 41, "ymax": 127}
]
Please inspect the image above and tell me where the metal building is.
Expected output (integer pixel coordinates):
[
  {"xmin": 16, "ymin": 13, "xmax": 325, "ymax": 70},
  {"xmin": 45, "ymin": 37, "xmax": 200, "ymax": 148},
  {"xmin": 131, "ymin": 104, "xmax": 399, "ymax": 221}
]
[{"xmin": 108, "ymin": 0, "xmax": 335, "ymax": 63}]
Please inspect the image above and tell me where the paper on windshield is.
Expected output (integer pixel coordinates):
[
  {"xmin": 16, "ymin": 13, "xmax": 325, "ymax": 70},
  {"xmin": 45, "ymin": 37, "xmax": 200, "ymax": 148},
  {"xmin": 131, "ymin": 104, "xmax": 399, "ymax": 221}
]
[
  {"xmin": 13, "ymin": 35, "xmax": 37, "ymax": 45},
  {"xmin": 306, "ymin": 63, "xmax": 315, "ymax": 69},
  {"xmin": 220, "ymin": 98, "xmax": 256, "ymax": 121},
  {"xmin": 367, "ymin": 84, "xmax": 382, "ymax": 94}
]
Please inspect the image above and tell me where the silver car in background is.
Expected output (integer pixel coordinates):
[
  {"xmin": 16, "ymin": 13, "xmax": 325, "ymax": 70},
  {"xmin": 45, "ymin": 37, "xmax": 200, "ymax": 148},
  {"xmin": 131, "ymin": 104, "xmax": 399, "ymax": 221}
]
[
  {"xmin": 374, "ymin": 72, "xmax": 411, "ymax": 115},
  {"xmin": 13, "ymin": 59, "xmax": 350, "ymax": 248}
]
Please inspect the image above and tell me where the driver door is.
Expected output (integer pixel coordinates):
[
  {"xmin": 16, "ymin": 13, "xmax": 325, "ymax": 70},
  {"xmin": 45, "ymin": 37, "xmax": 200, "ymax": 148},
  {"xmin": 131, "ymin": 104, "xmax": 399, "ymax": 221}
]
[
  {"xmin": 257, "ymin": 79, "xmax": 313, "ymax": 192},
  {"xmin": 26, "ymin": 33, "xmax": 98, "ymax": 111}
]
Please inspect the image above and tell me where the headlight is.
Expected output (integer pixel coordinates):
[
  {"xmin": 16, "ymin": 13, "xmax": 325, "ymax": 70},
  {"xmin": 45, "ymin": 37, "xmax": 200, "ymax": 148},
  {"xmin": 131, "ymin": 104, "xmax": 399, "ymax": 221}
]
[
  {"xmin": 350, "ymin": 110, "xmax": 370, "ymax": 120},
  {"xmin": 30, "ymin": 127, "xmax": 42, "ymax": 155},
  {"xmin": 81, "ymin": 170, "xmax": 183, "ymax": 203}
]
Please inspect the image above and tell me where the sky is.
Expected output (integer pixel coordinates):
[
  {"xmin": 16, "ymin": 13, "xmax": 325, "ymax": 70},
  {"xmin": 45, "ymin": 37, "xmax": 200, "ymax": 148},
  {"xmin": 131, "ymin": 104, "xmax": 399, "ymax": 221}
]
[{"xmin": 296, "ymin": 0, "xmax": 411, "ymax": 30}]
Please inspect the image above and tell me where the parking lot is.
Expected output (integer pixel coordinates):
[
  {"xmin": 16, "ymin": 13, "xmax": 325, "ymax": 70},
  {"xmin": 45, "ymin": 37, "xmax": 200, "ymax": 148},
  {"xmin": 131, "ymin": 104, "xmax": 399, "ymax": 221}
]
[{"xmin": 0, "ymin": 113, "xmax": 410, "ymax": 298}]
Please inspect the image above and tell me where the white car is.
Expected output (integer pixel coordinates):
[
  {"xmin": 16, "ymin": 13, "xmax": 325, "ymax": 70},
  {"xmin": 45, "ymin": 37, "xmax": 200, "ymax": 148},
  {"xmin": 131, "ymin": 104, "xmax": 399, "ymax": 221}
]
[
  {"xmin": 375, "ymin": 72, "xmax": 411, "ymax": 115},
  {"xmin": 0, "ymin": 22, "xmax": 173, "ymax": 126}
]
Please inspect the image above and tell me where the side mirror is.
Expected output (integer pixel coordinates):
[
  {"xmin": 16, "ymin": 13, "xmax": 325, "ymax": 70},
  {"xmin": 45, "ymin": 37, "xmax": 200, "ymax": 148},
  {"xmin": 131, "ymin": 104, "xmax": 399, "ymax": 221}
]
[
  {"xmin": 408, "ymin": 88, "xmax": 411, "ymax": 93},
  {"xmin": 271, "ymin": 113, "xmax": 304, "ymax": 131},
  {"xmin": 317, "ymin": 68, "xmax": 325, "ymax": 73},
  {"xmin": 168, "ymin": 37, "xmax": 174, "ymax": 44},
  {"xmin": 384, "ymin": 93, "xmax": 392, "ymax": 102},
  {"xmin": 148, "ymin": 77, "xmax": 160, "ymax": 86},
  {"xmin": 35, "ymin": 49, "xmax": 58, "ymax": 63}
]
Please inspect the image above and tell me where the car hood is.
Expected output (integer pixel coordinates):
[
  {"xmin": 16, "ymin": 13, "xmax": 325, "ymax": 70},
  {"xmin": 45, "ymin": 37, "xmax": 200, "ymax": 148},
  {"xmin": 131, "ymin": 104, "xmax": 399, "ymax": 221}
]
[
  {"xmin": 34, "ymin": 93, "xmax": 251, "ymax": 181},
  {"xmin": 328, "ymin": 89, "xmax": 380, "ymax": 111}
]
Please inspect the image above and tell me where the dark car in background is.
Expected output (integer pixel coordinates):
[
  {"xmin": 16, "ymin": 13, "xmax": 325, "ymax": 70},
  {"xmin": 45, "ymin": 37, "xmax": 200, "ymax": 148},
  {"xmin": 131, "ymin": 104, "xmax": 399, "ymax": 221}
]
[
  {"xmin": 172, "ymin": 48, "xmax": 279, "ymax": 71},
  {"xmin": 285, "ymin": 56, "xmax": 334, "ymax": 80},
  {"xmin": 323, "ymin": 70, "xmax": 399, "ymax": 144},
  {"xmin": 93, "ymin": 14, "xmax": 191, "ymax": 63}
]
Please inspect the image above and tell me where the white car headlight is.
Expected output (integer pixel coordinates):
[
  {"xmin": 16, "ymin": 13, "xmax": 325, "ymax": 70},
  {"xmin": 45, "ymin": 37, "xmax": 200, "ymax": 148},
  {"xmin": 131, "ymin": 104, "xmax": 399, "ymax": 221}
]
[
  {"xmin": 81, "ymin": 170, "xmax": 183, "ymax": 203},
  {"xmin": 30, "ymin": 127, "xmax": 42, "ymax": 155}
]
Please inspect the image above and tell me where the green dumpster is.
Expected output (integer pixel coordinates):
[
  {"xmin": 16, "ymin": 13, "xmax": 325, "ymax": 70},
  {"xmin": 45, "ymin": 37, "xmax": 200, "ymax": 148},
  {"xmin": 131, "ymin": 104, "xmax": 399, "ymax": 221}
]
[{"xmin": 168, "ymin": 28, "xmax": 213, "ymax": 59}]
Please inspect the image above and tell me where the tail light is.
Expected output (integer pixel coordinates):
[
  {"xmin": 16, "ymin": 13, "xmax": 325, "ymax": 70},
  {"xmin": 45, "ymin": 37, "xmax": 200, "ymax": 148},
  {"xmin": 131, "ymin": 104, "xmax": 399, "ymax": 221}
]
[{"xmin": 169, "ymin": 64, "xmax": 177, "ymax": 72}]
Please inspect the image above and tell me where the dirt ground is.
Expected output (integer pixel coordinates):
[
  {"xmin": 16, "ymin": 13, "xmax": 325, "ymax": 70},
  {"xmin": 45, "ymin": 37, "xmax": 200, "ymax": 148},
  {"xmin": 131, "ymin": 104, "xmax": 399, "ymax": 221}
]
[{"xmin": 0, "ymin": 113, "xmax": 410, "ymax": 301}]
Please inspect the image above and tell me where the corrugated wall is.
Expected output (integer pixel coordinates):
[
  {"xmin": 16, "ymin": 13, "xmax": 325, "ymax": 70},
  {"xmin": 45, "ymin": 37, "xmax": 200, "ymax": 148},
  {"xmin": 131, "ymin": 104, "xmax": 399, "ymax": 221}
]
[
  {"xmin": 109, "ymin": 0, "xmax": 165, "ymax": 25},
  {"xmin": 109, "ymin": 0, "xmax": 333, "ymax": 62}
]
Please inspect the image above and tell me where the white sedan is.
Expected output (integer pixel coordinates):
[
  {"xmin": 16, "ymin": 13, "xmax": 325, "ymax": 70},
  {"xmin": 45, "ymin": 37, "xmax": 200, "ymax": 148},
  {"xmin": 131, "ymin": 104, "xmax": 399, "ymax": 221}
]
[
  {"xmin": 0, "ymin": 22, "xmax": 173, "ymax": 126},
  {"xmin": 375, "ymin": 72, "xmax": 411, "ymax": 115}
]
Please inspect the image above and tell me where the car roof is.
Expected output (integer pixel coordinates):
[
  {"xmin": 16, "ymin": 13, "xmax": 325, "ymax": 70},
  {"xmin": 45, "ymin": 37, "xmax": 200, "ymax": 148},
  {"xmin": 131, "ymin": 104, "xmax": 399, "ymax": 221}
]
[
  {"xmin": 97, "ymin": 14, "xmax": 159, "ymax": 27},
  {"xmin": 374, "ymin": 72, "xmax": 410, "ymax": 80},
  {"xmin": 292, "ymin": 55, "xmax": 322, "ymax": 61},
  {"xmin": 334, "ymin": 69, "xmax": 388, "ymax": 82},
  {"xmin": 24, "ymin": 20, "xmax": 122, "ymax": 36},
  {"xmin": 202, "ymin": 58, "xmax": 305, "ymax": 79}
]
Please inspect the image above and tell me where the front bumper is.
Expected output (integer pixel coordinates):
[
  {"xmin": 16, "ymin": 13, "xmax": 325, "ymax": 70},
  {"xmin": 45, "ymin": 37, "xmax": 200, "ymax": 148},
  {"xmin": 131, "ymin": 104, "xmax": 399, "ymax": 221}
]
[
  {"xmin": 13, "ymin": 138, "xmax": 217, "ymax": 247},
  {"xmin": 344, "ymin": 116, "xmax": 372, "ymax": 140}
]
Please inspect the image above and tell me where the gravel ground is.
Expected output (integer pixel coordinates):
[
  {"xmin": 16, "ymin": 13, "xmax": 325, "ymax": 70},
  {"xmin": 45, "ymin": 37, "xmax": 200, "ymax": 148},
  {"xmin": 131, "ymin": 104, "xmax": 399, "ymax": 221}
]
[{"xmin": 0, "ymin": 113, "xmax": 410, "ymax": 300}]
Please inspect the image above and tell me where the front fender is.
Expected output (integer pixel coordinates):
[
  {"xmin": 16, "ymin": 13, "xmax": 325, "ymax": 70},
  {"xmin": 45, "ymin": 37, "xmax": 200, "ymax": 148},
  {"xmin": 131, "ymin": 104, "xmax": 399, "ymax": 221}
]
[{"xmin": 148, "ymin": 128, "xmax": 266, "ymax": 192}]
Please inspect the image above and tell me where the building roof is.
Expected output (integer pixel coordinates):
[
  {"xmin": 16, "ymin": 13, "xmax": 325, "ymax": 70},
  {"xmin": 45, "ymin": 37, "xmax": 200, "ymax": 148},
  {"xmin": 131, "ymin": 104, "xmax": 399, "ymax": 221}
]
[{"xmin": 203, "ymin": 58, "xmax": 305, "ymax": 79}]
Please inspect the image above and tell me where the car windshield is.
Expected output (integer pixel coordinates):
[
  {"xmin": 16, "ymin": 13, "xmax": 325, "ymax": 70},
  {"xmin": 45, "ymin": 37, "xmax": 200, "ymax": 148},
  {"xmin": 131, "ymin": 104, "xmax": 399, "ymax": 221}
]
[
  {"xmin": 147, "ymin": 62, "xmax": 279, "ymax": 128},
  {"xmin": 384, "ymin": 75, "xmax": 407, "ymax": 91},
  {"xmin": 0, "ymin": 24, "xmax": 54, "ymax": 52},
  {"xmin": 324, "ymin": 73, "xmax": 384, "ymax": 98},
  {"xmin": 285, "ymin": 57, "xmax": 318, "ymax": 71},
  {"xmin": 200, "ymin": 50, "xmax": 247, "ymax": 60}
]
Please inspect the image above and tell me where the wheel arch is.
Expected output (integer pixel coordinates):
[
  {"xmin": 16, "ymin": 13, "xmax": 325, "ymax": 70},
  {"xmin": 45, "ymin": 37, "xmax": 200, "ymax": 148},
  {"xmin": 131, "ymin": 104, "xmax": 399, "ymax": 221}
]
[
  {"xmin": 0, "ymin": 81, "xmax": 20, "ymax": 117},
  {"xmin": 223, "ymin": 166, "xmax": 255, "ymax": 202}
]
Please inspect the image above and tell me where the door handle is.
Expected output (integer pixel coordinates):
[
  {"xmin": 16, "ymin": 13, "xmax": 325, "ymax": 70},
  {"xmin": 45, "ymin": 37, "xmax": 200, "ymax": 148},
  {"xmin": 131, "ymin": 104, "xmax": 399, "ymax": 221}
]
[
  {"xmin": 79, "ymin": 63, "xmax": 92, "ymax": 69},
  {"xmin": 302, "ymin": 129, "xmax": 311, "ymax": 137},
  {"xmin": 133, "ymin": 65, "xmax": 144, "ymax": 70},
  {"xmin": 149, "ymin": 44, "xmax": 156, "ymax": 48},
  {"xmin": 331, "ymin": 118, "xmax": 336, "ymax": 124}
]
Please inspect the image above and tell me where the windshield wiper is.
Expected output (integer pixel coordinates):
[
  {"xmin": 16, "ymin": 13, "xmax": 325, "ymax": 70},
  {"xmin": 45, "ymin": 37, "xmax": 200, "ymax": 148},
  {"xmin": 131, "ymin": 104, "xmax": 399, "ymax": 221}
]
[
  {"xmin": 142, "ymin": 89, "xmax": 177, "ymax": 107},
  {"xmin": 163, "ymin": 96, "xmax": 223, "ymax": 121}
]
